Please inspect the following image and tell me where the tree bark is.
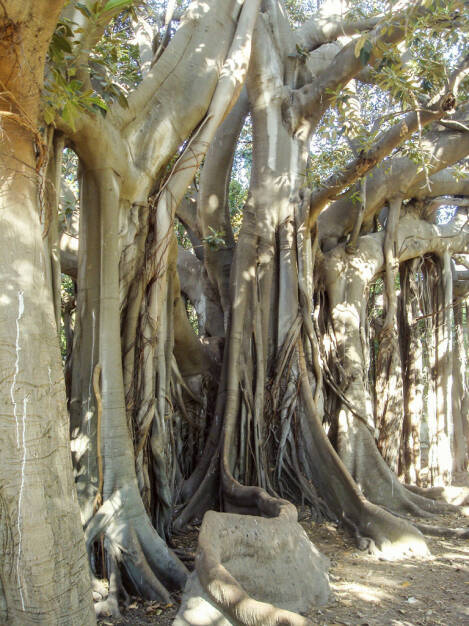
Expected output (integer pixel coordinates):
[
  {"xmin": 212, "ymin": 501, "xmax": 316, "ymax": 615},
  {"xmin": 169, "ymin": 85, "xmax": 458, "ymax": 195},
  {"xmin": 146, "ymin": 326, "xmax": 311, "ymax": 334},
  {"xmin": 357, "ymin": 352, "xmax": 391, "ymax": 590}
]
[
  {"xmin": 452, "ymin": 293, "xmax": 467, "ymax": 471},
  {"xmin": 375, "ymin": 198, "xmax": 404, "ymax": 473},
  {"xmin": 399, "ymin": 260, "xmax": 423, "ymax": 485},
  {"xmin": 323, "ymin": 213, "xmax": 469, "ymax": 515},
  {"xmin": 432, "ymin": 252, "xmax": 454, "ymax": 485},
  {"xmin": 0, "ymin": 1, "xmax": 95, "ymax": 622}
]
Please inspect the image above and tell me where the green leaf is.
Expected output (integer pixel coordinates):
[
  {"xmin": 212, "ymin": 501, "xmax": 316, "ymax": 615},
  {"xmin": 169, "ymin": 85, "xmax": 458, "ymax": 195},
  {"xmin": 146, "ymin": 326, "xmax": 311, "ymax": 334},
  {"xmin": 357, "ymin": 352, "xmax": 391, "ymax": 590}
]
[
  {"xmin": 87, "ymin": 94, "xmax": 108, "ymax": 110},
  {"xmin": 359, "ymin": 39, "xmax": 373, "ymax": 66},
  {"xmin": 52, "ymin": 68, "xmax": 68, "ymax": 88},
  {"xmin": 52, "ymin": 33, "xmax": 73, "ymax": 54},
  {"xmin": 117, "ymin": 93, "xmax": 129, "ymax": 109},
  {"xmin": 354, "ymin": 34, "xmax": 368, "ymax": 58},
  {"xmin": 295, "ymin": 43, "xmax": 308, "ymax": 59},
  {"xmin": 96, "ymin": 100, "xmax": 108, "ymax": 111},
  {"xmin": 61, "ymin": 103, "xmax": 78, "ymax": 131},
  {"xmin": 43, "ymin": 106, "xmax": 56, "ymax": 125},
  {"xmin": 75, "ymin": 2, "xmax": 92, "ymax": 18},
  {"xmin": 102, "ymin": 0, "xmax": 132, "ymax": 14},
  {"xmin": 68, "ymin": 79, "xmax": 83, "ymax": 92}
]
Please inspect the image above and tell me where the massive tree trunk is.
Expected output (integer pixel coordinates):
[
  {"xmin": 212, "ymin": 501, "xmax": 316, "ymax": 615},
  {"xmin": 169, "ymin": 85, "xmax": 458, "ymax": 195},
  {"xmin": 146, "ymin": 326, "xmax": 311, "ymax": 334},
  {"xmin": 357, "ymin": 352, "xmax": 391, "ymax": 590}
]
[
  {"xmin": 0, "ymin": 1, "xmax": 95, "ymax": 623},
  {"xmin": 26, "ymin": 0, "xmax": 469, "ymax": 620},
  {"xmin": 171, "ymin": 11, "xmax": 469, "ymax": 624},
  {"xmin": 64, "ymin": 0, "xmax": 260, "ymax": 614},
  {"xmin": 178, "ymin": 4, "xmax": 434, "ymax": 570},
  {"xmin": 323, "ymin": 214, "xmax": 469, "ymax": 515},
  {"xmin": 323, "ymin": 237, "xmax": 425, "ymax": 516}
]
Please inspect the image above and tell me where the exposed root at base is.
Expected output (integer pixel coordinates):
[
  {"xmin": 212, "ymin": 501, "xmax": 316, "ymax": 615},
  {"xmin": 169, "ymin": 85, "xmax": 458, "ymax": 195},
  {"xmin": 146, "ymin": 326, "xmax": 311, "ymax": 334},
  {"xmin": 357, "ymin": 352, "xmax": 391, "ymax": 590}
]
[
  {"xmin": 405, "ymin": 483, "xmax": 469, "ymax": 508},
  {"xmin": 413, "ymin": 522, "xmax": 469, "ymax": 539},
  {"xmin": 85, "ymin": 485, "xmax": 188, "ymax": 617},
  {"xmin": 356, "ymin": 503, "xmax": 429, "ymax": 560}
]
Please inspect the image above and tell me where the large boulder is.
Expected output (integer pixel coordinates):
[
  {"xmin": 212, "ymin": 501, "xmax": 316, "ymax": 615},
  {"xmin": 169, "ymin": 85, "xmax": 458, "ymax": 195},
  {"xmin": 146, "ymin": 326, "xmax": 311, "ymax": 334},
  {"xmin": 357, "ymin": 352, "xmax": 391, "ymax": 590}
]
[{"xmin": 174, "ymin": 511, "xmax": 330, "ymax": 626}]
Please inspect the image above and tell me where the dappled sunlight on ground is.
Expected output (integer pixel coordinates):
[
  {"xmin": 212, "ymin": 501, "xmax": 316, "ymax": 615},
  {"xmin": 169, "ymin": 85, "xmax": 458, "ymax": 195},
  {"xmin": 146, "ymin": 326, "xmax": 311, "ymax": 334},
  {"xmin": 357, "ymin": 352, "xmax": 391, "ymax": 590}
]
[
  {"xmin": 98, "ymin": 475, "xmax": 469, "ymax": 626},
  {"xmin": 333, "ymin": 579, "xmax": 393, "ymax": 604},
  {"xmin": 302, "ymin": 476, "xmax": 469, "ymax": 626}
]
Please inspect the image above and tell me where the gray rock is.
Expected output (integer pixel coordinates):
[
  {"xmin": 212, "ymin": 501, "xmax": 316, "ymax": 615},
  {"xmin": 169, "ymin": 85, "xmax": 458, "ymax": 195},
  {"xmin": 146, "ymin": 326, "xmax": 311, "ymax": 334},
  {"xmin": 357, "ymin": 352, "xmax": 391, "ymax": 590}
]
[{"xmin": 174, "ymin": 511, "xmax": 330, "ymax": 625}]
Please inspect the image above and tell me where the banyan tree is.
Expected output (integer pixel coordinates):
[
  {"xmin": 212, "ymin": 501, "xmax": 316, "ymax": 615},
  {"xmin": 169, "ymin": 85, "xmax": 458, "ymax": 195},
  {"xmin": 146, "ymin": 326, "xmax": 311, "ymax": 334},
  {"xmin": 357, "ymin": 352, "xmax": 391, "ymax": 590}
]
[{"xmin": 1, "ymin": 0, "xmax": 468, "ymax": 623}]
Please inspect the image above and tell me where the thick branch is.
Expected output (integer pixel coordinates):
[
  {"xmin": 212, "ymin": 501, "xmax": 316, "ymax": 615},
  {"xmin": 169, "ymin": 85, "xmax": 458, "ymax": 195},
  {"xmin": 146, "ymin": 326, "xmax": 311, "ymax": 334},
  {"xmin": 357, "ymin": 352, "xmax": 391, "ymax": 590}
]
[
  {"xmin": 177, "ymin": 246, "xmax": 224, "ymax": 337},
  {"xmin": 197, "ymin": 88, "xmax": 249, "ymax": 314},
  {"xmin": 369, "ymin": 209, "xmax": 469, "ymax": 275},
  {"xmin": 65, "ymin": 1, "xmax": 257, "ymax": 211},
  {"xmin": 318, "ymin": 118, "xmax": 469, "ymax": 246},
  {"xmin": 120, "ymin": 0, "xmax": 253, "ymax": 189},
  {"xmin": 308, "ymin": 89, "xmax": 458, "ymax": 228},
  {"xmin": 60, "ymin": 232, "xmax": 78, "ymax": 279},
  {"xmin": 285, "ymin": 2, "xmax": 427, "ymax": 134},
  {"xmin": 296, "ymin": 11, "xmax": 381, "ymax": 52},
  {"xmin": 382, "ymin": 197, "xmax": 402, "ymax": 331}
]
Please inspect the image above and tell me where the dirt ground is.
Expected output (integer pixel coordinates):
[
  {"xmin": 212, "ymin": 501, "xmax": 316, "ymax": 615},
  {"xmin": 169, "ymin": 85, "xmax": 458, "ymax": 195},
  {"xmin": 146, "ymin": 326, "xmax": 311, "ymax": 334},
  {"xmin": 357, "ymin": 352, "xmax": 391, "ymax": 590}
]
[{"xmin": 98, "ymin": 473, "xmax": 469, "ymax": 626}]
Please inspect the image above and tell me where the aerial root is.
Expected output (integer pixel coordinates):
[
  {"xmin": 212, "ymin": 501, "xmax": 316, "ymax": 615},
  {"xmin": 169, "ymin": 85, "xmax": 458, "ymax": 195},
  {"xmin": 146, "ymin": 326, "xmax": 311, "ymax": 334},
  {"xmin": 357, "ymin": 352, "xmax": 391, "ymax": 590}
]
[
  {"xmin": 197, "ymin": 544, "xmax": 313, "ymax": 626},
  {"xmin": 342, "ymin": 513, "xmax": 381, "ymax": 553},
  {"xmin": 93, "ymin": 540, "xmax": 124, "ymax": 619},
  {"xmin": 173, "ymin": 455, "xmax": 219, "ymax": 530},
  {"xmin": 361, "ymin": 467, "xmax": 460, "ymax": 518},
  {"xmin": 398, "ymin": 494, "xmax": 436, "ymax": 519}
]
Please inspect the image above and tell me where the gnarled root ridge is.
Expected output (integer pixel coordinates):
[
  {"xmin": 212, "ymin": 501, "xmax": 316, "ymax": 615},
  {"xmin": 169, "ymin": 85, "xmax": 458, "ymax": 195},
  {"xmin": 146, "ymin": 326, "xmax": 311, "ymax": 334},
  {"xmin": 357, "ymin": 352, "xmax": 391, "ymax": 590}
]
[
  {"xmin": 405, "ymin": 483, "xmax": 469, "ymax": 509},
  {"xmin": 174, "ymin": 510, "xmax": 330, "ymax": 626},
  {"xmin": 343, "ymin": 423, "xmax": 464, "ymax": 520},
  {"xmin": 85, "ymin": 485, "xmax": 188, "ymax": 618},
  {"xmin": 353, "ymin": 502, "xmax": 429, "ymax": 559},
  {"xmin": 413, "ymin": 521, "xmax": 469, "ymax": 539}
]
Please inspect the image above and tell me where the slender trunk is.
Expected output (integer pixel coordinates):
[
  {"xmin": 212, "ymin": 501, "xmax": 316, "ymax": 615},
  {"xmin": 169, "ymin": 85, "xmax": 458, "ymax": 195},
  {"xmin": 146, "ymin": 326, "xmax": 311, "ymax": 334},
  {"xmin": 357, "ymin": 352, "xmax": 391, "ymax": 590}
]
[
  {"xmin": 463, "ymin": 302, "xmax": 469, "ymax": 464},
  {"xmin": 71, "ymin": 169, "xmax": 187, "ymax": 616},
  {"xmin": 399, "ymin": 260, "xmax": 423, "ymax": 484},
  {"xmin": 44, "ymin": 131, "xmax": 65, "ymax": 332},
  {"xmin": 432, "ymin": 252, "xmax": 453, "ymax": 485},
  {"xmin": 70, "ymin": 168, "xmax": 102, "ymax": 524},
  {"xmin": 423, "ymin": 258, "xmax": 439, "ymax": 483},
  {"xmin": 375, "ymin": 198, "xmax": 404, "ymax": 472},
  {"xmin": 452, "ymin": 301, "xmax": 467, "ymax": 470},
  {"xmin": 198, "ymin": 90, "xmax": 249, "ymax": 321}
]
